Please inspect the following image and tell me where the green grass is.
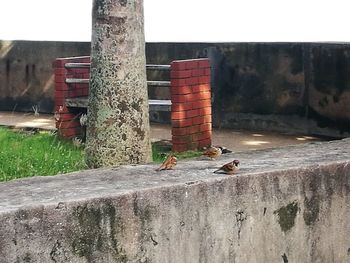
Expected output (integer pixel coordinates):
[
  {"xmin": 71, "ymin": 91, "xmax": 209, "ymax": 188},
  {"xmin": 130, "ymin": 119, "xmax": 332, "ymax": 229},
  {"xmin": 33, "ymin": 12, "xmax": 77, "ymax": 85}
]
[
  {"xmin": 0, "ymin": 128, "xmax": 203, "ymax": 182},
  {"xmin": 0, "ymin": 127, "xmax": 86, "ymax": 182},
  {"xmin": 152, "ymin": 141, "xmax": 202, "ymax": 163}
]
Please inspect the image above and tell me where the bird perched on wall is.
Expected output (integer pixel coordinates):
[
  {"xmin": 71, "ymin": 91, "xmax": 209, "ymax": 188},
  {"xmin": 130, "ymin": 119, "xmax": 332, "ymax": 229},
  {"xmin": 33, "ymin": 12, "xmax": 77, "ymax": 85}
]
[
  {"xmin": 214, "ymin": 160, "xmax": 240, "ymax": 175},
  {"xmin": 155, "ymin": 154, "xmax": 177, "ymax": 171},
  {"xmin": 202, "ymin": 146, "xmax": 223, "ymax": 160},
  {"xmin": 220, "ymin": 147, "xmax": 233, "ymax": 154}
]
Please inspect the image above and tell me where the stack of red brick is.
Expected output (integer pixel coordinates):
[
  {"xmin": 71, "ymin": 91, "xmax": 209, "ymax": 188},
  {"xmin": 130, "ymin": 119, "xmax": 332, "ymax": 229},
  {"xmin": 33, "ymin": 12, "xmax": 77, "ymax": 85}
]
[
  {"xmin": 53, "ymin": 56, "xmax": 212, "ymax": 152},
  {"xmin": 53, "ymin": 56, "xmax": 90, "ymax": 138},
  {"xmin": 170, "ymin": 58, "xmax": 212, "ymax": 152}
]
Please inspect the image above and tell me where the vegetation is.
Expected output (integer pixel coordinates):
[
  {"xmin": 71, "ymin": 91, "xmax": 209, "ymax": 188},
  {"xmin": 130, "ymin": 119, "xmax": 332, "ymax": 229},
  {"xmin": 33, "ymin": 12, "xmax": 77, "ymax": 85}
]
[
  {"xmin": 0, "ymin": 127, "xmax": 86, "ymax": 182},
  {"xmin": 0, "ymin": 128, "xmax": 203, "ymax": 182},
  {"xmin": 152, "ymin": 141, "xmax": 202, "ymax": 163}
]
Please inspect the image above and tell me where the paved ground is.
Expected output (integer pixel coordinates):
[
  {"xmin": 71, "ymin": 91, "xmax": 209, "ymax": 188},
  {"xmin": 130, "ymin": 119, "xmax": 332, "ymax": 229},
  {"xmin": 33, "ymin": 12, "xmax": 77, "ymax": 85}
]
[{"xmin": 0, "ymin": 111, "xmax": 327, "ymax": 152}]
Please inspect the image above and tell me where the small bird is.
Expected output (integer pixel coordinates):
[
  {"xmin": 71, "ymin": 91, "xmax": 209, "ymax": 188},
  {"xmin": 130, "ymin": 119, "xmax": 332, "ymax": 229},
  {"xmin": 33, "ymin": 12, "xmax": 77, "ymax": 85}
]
[
  {"xmin": 202, "ymin": 146, "xmax": 222, "ymax": 160},
  {"xmin": 220, "ymin": 147, "xmax": 233, "ymax": 154},
  {"xmin": 214, "ymin": 160, "xmax": 240, "ymax": 175},
  {"xmin": 156, "ymin": 154, "xmax": 177, "ymax": 171}
]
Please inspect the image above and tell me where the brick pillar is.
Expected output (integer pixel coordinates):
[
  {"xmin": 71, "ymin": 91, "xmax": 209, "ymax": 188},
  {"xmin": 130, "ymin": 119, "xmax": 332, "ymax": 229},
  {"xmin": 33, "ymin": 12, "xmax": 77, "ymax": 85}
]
[
  {"xmin": 170, "ymin": 58, "xmax": 212, "ymax": 152},
  {"xmin": 53, "ymin": 57, "xmax": 90, "ymax": 139}
]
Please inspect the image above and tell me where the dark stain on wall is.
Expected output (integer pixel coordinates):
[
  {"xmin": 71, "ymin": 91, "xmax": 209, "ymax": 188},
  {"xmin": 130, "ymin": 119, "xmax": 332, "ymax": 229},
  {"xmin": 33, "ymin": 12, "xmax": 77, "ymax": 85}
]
[
  {"xmin": 312, "ymin": 46, "xmax": 350, "ymax": 94},
  {"xmin": 303, "ymin": 195, "xmax": 320, "ymax": 226},
  {"xmin": 0, "ymin": 40, "xmax": 90, "ymax": 113},
  {"xmin": 274, "ymin": 201, "xmax": 298, "ymax": 232}
]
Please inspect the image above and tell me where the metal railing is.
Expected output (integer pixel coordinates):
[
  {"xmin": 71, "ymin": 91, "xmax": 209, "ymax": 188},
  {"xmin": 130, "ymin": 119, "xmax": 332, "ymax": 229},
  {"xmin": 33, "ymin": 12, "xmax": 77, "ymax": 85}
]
[
  {"xmin": 63, "ymin": 62, "xmax": 172, "ymax": 111},
  {"xmin": 64, "ymin": 63, "xmax": 171, "ymax": 87}
]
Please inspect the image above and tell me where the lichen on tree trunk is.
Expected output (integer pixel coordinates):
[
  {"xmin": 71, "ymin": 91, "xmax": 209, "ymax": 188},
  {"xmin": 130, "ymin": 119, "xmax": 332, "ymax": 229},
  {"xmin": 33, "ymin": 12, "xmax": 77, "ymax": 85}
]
[{"xmin": 86, "ymin": 0, "xmax": 152, "ymax": 168}]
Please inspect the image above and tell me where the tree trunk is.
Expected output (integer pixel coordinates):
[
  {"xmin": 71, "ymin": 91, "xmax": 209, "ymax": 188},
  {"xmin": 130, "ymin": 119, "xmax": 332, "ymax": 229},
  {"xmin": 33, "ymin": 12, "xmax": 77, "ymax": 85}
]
[{"xmin": 86, "ymin": 0, "xmax": 152, "ymax": 168}]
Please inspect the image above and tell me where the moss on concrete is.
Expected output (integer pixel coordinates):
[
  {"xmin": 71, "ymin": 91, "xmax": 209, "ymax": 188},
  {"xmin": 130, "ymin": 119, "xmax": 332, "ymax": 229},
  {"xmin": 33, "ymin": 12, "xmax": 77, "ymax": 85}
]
[
  {"xmin": 71, "ymin": 202, "xmax": 128, "ymax": 262},
  {"xmin": 274, "ymin": 201, "xmax": 298, "ymax": 232},
  {"xmin": 303, "ymin": 195, "xmax": 320, "ymax": 226}
]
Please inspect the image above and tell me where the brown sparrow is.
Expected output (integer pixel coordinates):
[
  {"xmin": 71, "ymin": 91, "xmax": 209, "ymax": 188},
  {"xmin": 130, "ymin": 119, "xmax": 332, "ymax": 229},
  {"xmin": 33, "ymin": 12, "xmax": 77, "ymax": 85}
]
[
  {"xmin": 214, "ymin": 160, "xmax": 240, "ymax": 175},
  {"xmin": 202, "ymin": 146, "xmax": 222, "ymax": 160},
  {"xmin": 156, "ymin": 154, "xmax": 177, "ymax": 171}
]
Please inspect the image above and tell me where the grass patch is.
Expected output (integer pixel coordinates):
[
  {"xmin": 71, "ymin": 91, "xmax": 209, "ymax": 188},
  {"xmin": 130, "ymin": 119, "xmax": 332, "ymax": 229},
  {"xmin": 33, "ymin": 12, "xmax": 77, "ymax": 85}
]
[
  {"xmin": 152, "ymin": 140, "xmax": 202, "ymax": 163},
  {"xmin": 0, "ymin": 128, "xmax": 203, "ymax": 182},
  {"xmin": 0, "ymin": 127, "xmax": 86, "ymax": 182}
]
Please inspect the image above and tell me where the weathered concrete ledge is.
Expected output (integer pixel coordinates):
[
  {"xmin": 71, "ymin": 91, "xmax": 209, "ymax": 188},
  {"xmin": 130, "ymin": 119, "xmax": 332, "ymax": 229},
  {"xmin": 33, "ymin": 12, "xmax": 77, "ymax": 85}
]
[{"xmin": 1, "ymin": 139, "xmax": 350, "ymax": 262}]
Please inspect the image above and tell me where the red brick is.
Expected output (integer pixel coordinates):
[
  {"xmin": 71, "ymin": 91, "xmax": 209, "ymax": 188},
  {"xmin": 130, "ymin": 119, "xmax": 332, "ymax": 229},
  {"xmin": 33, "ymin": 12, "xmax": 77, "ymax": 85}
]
[
  {"xmin": 192, "ymin": 99, "xmax": 211, "ymax": 109},
  {"xmin": 185, "ymin": 77, "xmax": 199, "ymax": 85},
  {"xmin": 58, "ymin": 113, "xmax": 78, "ymax": 121},
  {"xmin": 192, "ymin": 84, "xmax": 210, "ymax": 93},
  {"xmin": 55, "ymin": 68, "xmax": 67, "ymax": 75},
  {"xmin": 172, "ymin": 135, "xmax": 191, "ymax": 144},
  {"xmin": 193, "ymin": 91, "xmax": 211, "ymax": 100},
  {"xmin": 171, "ymin": 61, "xmax": 187, "ymax": 71},
  {"xmin": 201, "ymin": 91, "xmax": 212, "ymax": 100},
  {"xmin": 187, "ymin": 125, "xmax": 200, "ymax": 134},
  {"xmin": 58, "ymin": 127, "xmax": 81, "ymax": 138},
  {"xmin": 81, "ymin": 88, "xmax": 89, "ymax": 96},
  {"xmin": 55, "ymin": 90, "xmax": 67, "ymax": 97},
  {"xmin": 199, "ymin": 107, "xmax": 212, "ymax": 116},
  {"xmin": 198, "ymin": 59, "xmax": 210, "ymax": 68},
  {"xmin": 76, "ymin": 88, "xmax": 83, "ymax": 97},
  {"xmin": 56, "ymin": 120, "xmax": 81, "ymax": 129},
  {"xmin": 53, "ymin": 60, "xmax": 67, "ymax": 68},
  {"xmin": 55, "ymin": 97, "xmax": 65, "ymax": 106},
  {"xmin": 83, "ymin": 73, "xmax": 91, "ymax": 79},
  {"xmin": 171, "ymin": 94, "xmax": 194, "ymax": 103},
  {"xmin": 200, "ymin": 123, "xmax": 212, "ymax": 132},
  {"xmin": 171, "ymin": 111, "xmax": 186, "ymax": 120},
  {"xmin": 172, "ymin": 118, "xmax": 192, "ymax": 127},
  {"xmin": 193, "ymin": 115, "xmax": 212, "ymax": 125},
  {"xmin": 171, "ymin": 102, "xmax": 192, "ymax": 112},
  {"xmin": 185, "ymin": 109, "xmax": 199, "ymax": 118},
  {"xmin": 204, "ymin": 68, "xmax": 211, "ymax": 76},
  {"xmin": 199, "ymin": 138, "xmax": 212, "ymax": 148},
  {"xmin": 192, "ymin": 131, "xmax": 212, "ymax": 141},
  {"xmin": 171, "ymin": 95, "xmax": 183, "ymax": 103},
  {"xmin": 75, "ymin": 68, "xmax": 89, "ymax": 74},
  {"xmin": 80, "ymin": 83, "xmax": 89, "ymax": 90},
  {"xmin": 171, "ymin": 85, "xmax": 192, "ymax": 95},
  {"xmin": 171, "ymin": 78, "xmax": 187, "ymax": 87},
  {"xmin": 172, "ymin": 127, "xmax": 188, "ymax": 136},
  {"xmin": 185, "ymin": 60, "xmax": 199, "ymax": 69},
  {"xmin": 198, "ymin": 76, "xmax": 211, "ymax": 84},
  {"xmin": 203, "ymin": 115, "xmax": 212, "ymax": 123},
  {"xmin": 172, "ymin": 143, "xmax": 188, "ymax": 152},
  {"xmin": 68, "ymin": 89, "xmax": 81, "ymax": 98},
  {"xmin": 191, "ymin": 69, "xmax": 205, "ymax": 77},
  {"xmin": 170, "ymin": 70, "xmax": 192, "ymax": 79},
  {"xmin": 188, "ymin": 141, "xmax": 199, "ymax": 150},
  {"xmin": 55, "ymin": 75, "xmax": 67, "ymax": 85}
]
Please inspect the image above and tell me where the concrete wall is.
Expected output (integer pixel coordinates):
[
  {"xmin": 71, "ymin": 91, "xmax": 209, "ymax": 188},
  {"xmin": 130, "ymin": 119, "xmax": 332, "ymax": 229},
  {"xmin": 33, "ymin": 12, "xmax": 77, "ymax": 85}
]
[
  {"xmin": 1, "ymin": 41, "xmax": 350, "ymax": 137},
  {"xmin": 0, "ymin": 40, "xmax": 90, "ymax": 113},
  {"xmin": 0, "ymin": 139, "xmax": 349, "ymax": 262},
  {"xmin": 147, "ymin": 42, "xmax": 350, "ymax": 137}
]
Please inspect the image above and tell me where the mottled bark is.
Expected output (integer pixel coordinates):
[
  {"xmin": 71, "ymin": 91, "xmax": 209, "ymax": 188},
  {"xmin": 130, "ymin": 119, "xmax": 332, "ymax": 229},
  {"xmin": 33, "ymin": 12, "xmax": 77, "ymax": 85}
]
[{"xmin": 86, "ymin": 0, "xmax": 152, "ymax": 168}]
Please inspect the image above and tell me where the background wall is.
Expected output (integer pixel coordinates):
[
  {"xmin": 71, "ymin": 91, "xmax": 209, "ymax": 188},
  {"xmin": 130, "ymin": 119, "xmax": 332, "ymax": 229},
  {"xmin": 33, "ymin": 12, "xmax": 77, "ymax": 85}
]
[
  {"xmin": 1, "ymin": 41, "xmax": 350, "ymax": 137},
  {"xmin": 0, "ymin": 41, "xmax": 90, "ymax": 113}
]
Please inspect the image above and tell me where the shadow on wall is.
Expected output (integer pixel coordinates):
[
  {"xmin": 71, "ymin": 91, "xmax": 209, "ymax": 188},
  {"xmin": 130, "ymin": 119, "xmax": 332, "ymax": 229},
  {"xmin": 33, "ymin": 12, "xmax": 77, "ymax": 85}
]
[{"xmin": 0, "ymin": 40, "xmax": 90, "ymax": 113}]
